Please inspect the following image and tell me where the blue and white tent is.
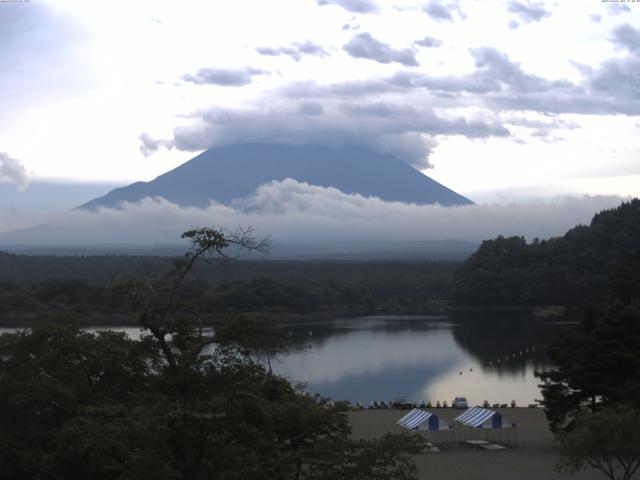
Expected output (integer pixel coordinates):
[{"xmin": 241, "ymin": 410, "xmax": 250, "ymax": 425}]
[
  {"xmin": 454, "ymin": 406, "xmax": 515, "ymax": 429},
  {"xmin": 397, "ymin": 409, "xmax": 451, "ymax": 431}
]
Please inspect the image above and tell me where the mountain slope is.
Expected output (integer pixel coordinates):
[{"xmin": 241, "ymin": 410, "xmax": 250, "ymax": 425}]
[
  {"xmin": 450, "ymin": 199, "xmax": 640, "ymax": 306},
  {"xmin": 81, "ymin": 143, "xmax": 472, "ymax": 209}
]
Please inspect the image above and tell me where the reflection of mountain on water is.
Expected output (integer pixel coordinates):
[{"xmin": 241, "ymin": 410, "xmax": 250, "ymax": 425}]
[{"xmin": 450, "ymin": 310, "xmax": 552, "ymax": 374}]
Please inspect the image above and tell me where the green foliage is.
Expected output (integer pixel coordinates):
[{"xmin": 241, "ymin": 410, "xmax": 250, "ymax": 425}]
[
  {"xmin": 0, "ymin": 261, "xmax": 455, "ymax": 326},
  {"xmin": 304, "ymin": 433, "xmax": 426, "ymax": 480},
  {"xmin": 556, "ymin": 407, "xmax": 640, "ymax": 480},
  {"xmin": 0, "ymin": 227, "xmax": 425, "ymax": 480},
  {"xmin": 451, "ymin": 199, "xmax": 640, "ymax": 306},
  {"xmin": 536, "ymin": 301, "xmax": 640, "ymax": 432}
]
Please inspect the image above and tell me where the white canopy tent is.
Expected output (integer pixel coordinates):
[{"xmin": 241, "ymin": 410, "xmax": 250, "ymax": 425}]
[
  {"xmin": 397, "ymin": 409, "xmax": 451, "ymax": 432},
  {"xmin": 454, "ymin": 406, "xmax": 517, "ymax": 445}
]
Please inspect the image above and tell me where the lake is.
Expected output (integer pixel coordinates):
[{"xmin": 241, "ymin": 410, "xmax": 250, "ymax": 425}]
[
  {"xmin": 0, "ymin": 312, "xmax": 559, "ymax": 406},
  {"xmin": 272, "ymin": 312, "xmax": 556, "ymax": 406}
]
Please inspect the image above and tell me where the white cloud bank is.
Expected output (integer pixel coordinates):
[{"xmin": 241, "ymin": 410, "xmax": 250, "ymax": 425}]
[{"xmin": 0, "ymin": 179, "xmax": 628, "ymax": 250}]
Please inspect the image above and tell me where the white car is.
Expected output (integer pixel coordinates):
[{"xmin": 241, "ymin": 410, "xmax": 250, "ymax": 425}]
[{"xmin": 452, "ymin": 396, "xmax": 468, "ymax": 409}]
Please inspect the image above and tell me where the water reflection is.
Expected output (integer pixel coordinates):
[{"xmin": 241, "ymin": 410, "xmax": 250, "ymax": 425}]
[
  {"xmin": 274, "ymin": 315, "xmax": 554, "ymax": 406},
  {"xmin": 0, "ymin": 314, "xmax": 557, "ymax": 406},
  {"xmin": 450, "ymin": 310, "xmax": 551, "ymax": 375}
]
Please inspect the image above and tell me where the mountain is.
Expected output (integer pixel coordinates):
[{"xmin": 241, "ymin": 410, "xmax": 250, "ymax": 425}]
[{"xmin": 80, "ymin": 143, "xmax": 472, "ymax": 209}]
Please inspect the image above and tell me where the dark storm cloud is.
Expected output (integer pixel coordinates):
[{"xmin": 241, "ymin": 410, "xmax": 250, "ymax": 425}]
[
  {"xmin": 256, "ymin": 41, "xmax": 329, "ymax": 61},
  {"xmin": 316, "ymin": 0, "xmax": 379, "ymax": 14},
  {"xmin": 507, "ymin": 1, "xmax": 551, "ymax": 23},
  {"xmin": 414, "ymin": 36, "xmax": 442, "ymax": 47},
  {"xmin": 423, "ymin": 1, "xmax": 453, "ymax": 21},
  {"xmin": 182, "ymin": 67, "xmax": 267, "ymax": 86},
  {"xmin": 344, "ymin": 32, "xmax": 419, "ymax": 66},
  {"xmin": 611, "ymin": 24, "xmax": 640, "ymax": 53}
]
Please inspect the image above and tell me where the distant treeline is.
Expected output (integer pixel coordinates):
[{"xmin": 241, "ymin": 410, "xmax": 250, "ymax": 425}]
[
  {"xmin": 451, "ymin": 199, "xmax": 640, "ymax": 306},
  {"xmin": 0, "ymin": 258, "xmax": 456, "ymax": 325}
]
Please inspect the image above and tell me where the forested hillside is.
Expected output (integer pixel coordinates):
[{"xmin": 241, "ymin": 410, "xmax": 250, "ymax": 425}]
[
  {"xmin": 0, "ymin": 256, "xmax": 455, "ymax": 325},
  {"xmin": 450, "ymin": 199, "xmax": 640, "ymax": 306}
]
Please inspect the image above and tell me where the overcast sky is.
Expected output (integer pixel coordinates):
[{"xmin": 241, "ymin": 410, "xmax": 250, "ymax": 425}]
[{"xmin": 1, "ymin": 0, "xmax": 639, "ymax": 204}]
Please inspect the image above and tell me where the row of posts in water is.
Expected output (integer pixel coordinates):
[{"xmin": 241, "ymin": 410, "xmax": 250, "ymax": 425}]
[
  {"xmin": 488, "ymin": 345, "xmax": 535, "ymax": 366},
  {"xmin": 325, "ymin": 399, "xmax": 529, "ymax": 410}
]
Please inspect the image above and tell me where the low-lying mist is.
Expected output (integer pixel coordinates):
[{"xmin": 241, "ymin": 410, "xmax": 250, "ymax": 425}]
[{"xmin": 0, "ymin": 179, "xmax": 627, "ymax": 254}]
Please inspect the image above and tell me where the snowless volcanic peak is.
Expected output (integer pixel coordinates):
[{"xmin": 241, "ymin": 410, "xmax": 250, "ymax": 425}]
[{"xmin": 80, "ymin": 143, "xmax": 472, "ymax": 209}]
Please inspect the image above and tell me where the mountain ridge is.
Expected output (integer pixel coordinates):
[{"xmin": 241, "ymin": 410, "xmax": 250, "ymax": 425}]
[{"xmin": 80, "ymin": 143, "xmax": 472, "ymax": 209}]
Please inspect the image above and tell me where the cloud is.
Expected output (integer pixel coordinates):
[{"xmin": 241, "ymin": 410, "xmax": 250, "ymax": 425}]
[
  {"xmin": 316, "ymin": 0, "xmax": 379, "ymax": 14},
  {"xmin": 298, "ymin": 102, "xmax": 325, "ymax": 116},
  {"xmin": 344, "ymin": 32, "xmax": 419, "ymax": 66},
  {"xmin": 256, "ymin": 41, "xmax": 329, "ymax": 61},
  {"xmin": 611, "ymin": 24, "xmax": 640, "ymax": 53},
  {"xmin": 141, "ymin": 99, "xmax": 508, "ymax": 169},
  {"xmin": 143, "ymin": 40, "xmax": 640, "ymax": 171},
  {"xmin": 285, "ymin": 46, "xmax": 573, "ymax": 99},
  {"xmin": 139, "ymin": 133, "xmax": 175, "ymax": 157},
  {"xmin": 181, "ymin": 67, "xmax": 267, "ymax": 86},
  {"xmin": 384, "ymin": 47, "xmax": 572, "ymax": 96},
  {"xmin": 414, "ymin": 36, "xmax": 442, "ymax": 48},
  {"xmin": 0, "ymin": 152, "xmax": 30, "ymax": 191},
  {"xmin": 586, "ymin": 25, "xmax": 640, "ymax": 107},
  {"xmin": 507, "ymin": 1, "xmax": 551, "ymax": 24},
  {"xmin": 342, "ymin": 22, "xmax": 360, "ymax": 31},
  {"xmin": 589, "ymin": 55, "xmax": 640, "ymax": 104},
  {"xmin": 423, "ymin": 1, "xmax": 454, "ymax": 21},
  {"xmin": 0, "ymin": 180, "xmax": 626, "ymax": 250},
  {"xmin": 606, "ymin": 3, "xmax": 631, "ymax": 15}
]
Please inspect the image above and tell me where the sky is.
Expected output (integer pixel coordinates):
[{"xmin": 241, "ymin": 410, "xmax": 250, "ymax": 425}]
[{"xmin": 0, "ymin": 0, "xmax": 639, "ymax": 245}]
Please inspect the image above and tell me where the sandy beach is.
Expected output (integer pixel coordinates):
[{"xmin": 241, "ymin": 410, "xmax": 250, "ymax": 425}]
[{"xmin": 349, "ymin": 408, "xmax": 603, "ymax": 480}]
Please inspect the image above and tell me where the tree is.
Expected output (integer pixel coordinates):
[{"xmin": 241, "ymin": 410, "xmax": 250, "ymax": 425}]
[
  {"xmin": 0, "ymin": 226, "xmax": 425, "ymax": 480},
  {"xmin": 304, "ymin": 433, "xmax": 426, "ymax": 480},
  {"xmin": 116, "ymin": 226, "xmax": 270, "ymax": 369},
  {"xmin": 215, "ymin": 314, "xmax": 295, "ymax": 373},
  {"xmin": 556, "ymin": 407, "xmax": 640, "ymax": 480},
  {"xmin": 536, "ymin": 301, "xmax": 640, "ymax": 432}
]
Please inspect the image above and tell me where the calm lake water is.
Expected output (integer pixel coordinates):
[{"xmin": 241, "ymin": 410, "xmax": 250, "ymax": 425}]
[
  {"xmin": 274, "ymin": 312, "xmax": 555, "ymax": 406},
  {"xmin": 0, "ymin": 312, "xmax": 559, "ymax": 406}
]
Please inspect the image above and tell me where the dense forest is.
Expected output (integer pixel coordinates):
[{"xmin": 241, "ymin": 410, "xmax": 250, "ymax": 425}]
[
  {"xmin": 0, "ymin": 228, "xmax": 425, "ymax": 480},
  {"xmin": 450, "ymin": 199, "xmax": 640, "ymax": 306},
  {"xmin": 0, "ymin": 256, "xmax": 456, "ymax": 326}
]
